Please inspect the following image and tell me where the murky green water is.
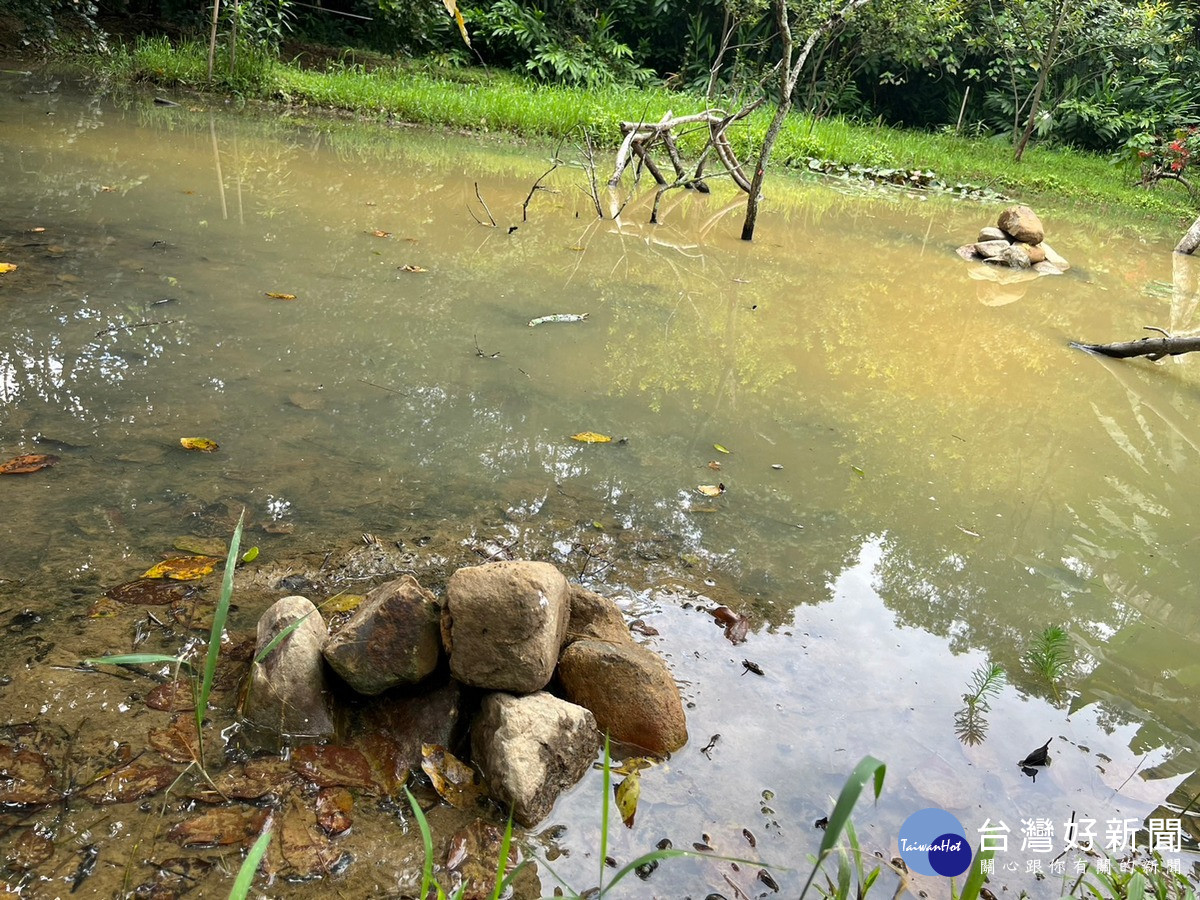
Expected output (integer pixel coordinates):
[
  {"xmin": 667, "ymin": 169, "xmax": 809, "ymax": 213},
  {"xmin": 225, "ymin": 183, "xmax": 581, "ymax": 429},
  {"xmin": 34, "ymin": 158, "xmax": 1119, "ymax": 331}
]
[{"xmin": 2, "ymin": 67, "xmax": 1200, "ymax": 897}]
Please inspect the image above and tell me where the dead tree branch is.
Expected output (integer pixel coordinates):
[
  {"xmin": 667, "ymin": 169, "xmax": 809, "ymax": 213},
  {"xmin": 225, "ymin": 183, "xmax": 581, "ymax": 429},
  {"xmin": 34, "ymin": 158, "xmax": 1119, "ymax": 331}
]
[
  {"xmin": 1071, "ymin": 327, "xmax": 1200, "ymax": 360},
  {"xmin": 469, "ymin": 182, "xmax": 496, "ymax": 227}
]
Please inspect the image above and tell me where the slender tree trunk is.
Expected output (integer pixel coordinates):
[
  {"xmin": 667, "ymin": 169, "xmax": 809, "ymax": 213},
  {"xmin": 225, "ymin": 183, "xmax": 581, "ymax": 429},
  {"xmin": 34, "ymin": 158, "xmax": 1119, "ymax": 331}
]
[
  {"xmin": 1177, "ymin": 213, "xmax": 1200, "ymax": 255},
  {"xmin": 741, "ymin": 0, "xmax": 870, "ymax": 241},
  {"xmin": 207, "ymin": 0, "xmax": 221, "ymax": 82},
  {"xmin": 1014, "ymin": 0, "xmax": 1066, "ymax": 162}
]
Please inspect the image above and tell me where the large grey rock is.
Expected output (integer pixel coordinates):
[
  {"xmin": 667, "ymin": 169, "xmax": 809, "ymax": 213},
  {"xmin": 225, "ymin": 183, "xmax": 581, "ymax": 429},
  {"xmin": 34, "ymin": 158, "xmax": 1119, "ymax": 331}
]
[
  {"xmin": 323, "ymin": 575, "xmax": 441, "ymax": 695},
  {"xmin": 564, "ymin": 585, "xmax": 632, "ymax": 647},
  {"xmin": 1039, "ymin": 240, "xmax": 1070, "ymax": 270},
  {"xmin": 243, "ymin": 596, "xmax": 335, "ymax": 737},
  {"xmin": 471, "ymin": 692, "xmax": 598, "ymax": 827},
  {"xmin": 977, "ymin": 226, "xmax": 1007, "ymax": 242},
  {"xmin": 998, "ymin": 244, "xmax": 1032, "ymax": 269},
  {"xmin": 557, "ymin": 639, "xmax": 688, "ymax": 755},
  {"xmin": 973, "ymin": 239, "xmax": 1012, "ymax": 259},
  {"xmin": 997, "ymin": 205, "xmax": 1045, "ymax": 245},
  {"xmin": 443, "ymin": 561, "xmax": 569, "ymax": 693}
]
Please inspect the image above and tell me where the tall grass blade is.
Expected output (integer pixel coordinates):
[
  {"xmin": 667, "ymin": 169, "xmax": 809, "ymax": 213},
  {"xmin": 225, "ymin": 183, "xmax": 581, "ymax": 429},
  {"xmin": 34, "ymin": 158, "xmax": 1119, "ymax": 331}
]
[
  {"xmin": 195, "ymin": 510, "xmax": 244, "ymax": 765},
  {"xmin": 598, "ymin": 733, "xmax": 612, "ymax": 896},
  {"xmin": 490, "ymin": 812, "xmax": 522, "ymax": 899},
  {"xmin": 229, "ymin": 828, "xmax": 272, "ymax": 899},
  {"xmin": 956, "ymin": 848, "xmax": 994, "ymax": 900},
  {"xmin": 83, "ymin": 653, "xmax": 190, "ymax": 668},
  {"xmin": 798, "ymin": 755, "xmax": 886, "ymax": 899},
  {"xmin": 406, "ymin": 786, "xmax": 437, "ymax": 900}
]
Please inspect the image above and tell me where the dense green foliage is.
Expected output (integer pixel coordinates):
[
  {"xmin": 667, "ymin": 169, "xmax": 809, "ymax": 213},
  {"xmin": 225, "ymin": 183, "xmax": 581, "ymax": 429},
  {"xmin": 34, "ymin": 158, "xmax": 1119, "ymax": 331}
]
[{"xmin": 9, "ymin": 0, "xmax": 1200, "ymax": 191}]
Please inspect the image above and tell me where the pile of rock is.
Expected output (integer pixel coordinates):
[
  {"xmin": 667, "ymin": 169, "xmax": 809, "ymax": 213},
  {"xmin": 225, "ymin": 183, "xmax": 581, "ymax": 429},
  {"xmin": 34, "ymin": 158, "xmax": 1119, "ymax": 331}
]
[
  {"xmin": 241, "ymin": 560, "xmax": 687, "ymax": 826},
  {"xmin": 956, "ymin": 205, "xmax": 1069, "ymax": 275}
]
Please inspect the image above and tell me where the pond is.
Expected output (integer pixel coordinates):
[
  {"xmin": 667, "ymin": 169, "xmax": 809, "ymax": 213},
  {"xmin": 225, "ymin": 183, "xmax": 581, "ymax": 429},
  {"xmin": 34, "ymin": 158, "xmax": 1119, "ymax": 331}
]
[{"xmin": 2, "ymin": 66, "xmax": 1199, "ymax": 898}]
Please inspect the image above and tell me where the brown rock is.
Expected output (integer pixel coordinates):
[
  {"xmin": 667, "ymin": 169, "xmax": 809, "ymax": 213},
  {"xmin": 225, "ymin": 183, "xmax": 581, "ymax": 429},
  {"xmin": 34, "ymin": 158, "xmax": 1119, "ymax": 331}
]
[
  {"xmin": 443, "ymin": 561, "xmax": 569, "ymax": 693},
  {"xmin": 1024, "ymin": 243, "xmax": 1047, "ymax": 264},
  {"xmin": 557, "ymin": 640, "xmax": 687, "ymax": 755},
  {"xmin": 973, "ymin": 239, "xmax": 1012, "ymax": 259},
  {"xmin": 564, "ymin": 585, "xmax": 632, "ymax": 646},
  {"xmin": 997, "ymin": 205, "xmax": 1044, "ymax": 244},
  {"xmin": 323, "ymin": 574, "xmax": 442, "ymax": 695},
  {"xmin": 242, "ymin": 596, "xmax": 335, "ymax": 738},
  {"xmin": 955, "ymin": 244, "xmax": 982, "ymax": 261},
  {"xmin": 997, "ymin": 244, "xmax": 1032, "ymax": 269},
  {"xmin": 471, "ymin": 692, "xmax": 598, "ymax": 827}
]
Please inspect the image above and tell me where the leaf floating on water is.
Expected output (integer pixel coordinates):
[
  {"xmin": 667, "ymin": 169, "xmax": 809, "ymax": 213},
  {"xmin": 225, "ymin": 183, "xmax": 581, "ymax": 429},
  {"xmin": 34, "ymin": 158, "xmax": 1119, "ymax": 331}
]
[
  {"xmin": 956, "ymin": 525, "xmax": 982, "ymax": 538},
  {"xmin": 141, "ymin": 556, "xmax": 219, "ymax": 581},
  {"xmin": 397, "ymin": 264, "xmax": 427, "ymax": 273},
  {"xmin": 179, "ymin": 437, "xmax": 219, "ymax": 453},
  {"xmin": 713, "ymin": 443, "xmax": 731, "ymax": 454},
  {"xmin": 707, "ymin": 461, "xmax": 722, "ymax": 471},
  {"xmin": 368, "ymin": 230, "xmax": 391, "ymax": 238},
  {"xmin": 771, "ymin": 464, "xmax": 783, "ymax": 470},
  {"xmin": 0, "ymin": 454, "xmax": 59, "ymax": 475},
  {"xmin": 528, "ymin": 313, "xmax": 588, "ymax": 327},
  {"xmin": 0, "ymin": 263, "xmax": 17, "ymax": 274},
  {"xmin": 571, "ymin": 431, "xmax": 612, "ymax": 444},
  {"xmin": 696, "ymin": 483, "xmax": 726, "ymax": 497},
  {"xmin": 264, "ymin": 291, "xmax": 296, "ymax": 300},
  {"xmin": 850, "ymin": 465, "xmax": 865, "ymax": 478},
  {"xmin": 615, "ymin": 771, "xmax": 640, "ymax": 828},
  {"xmin": 241, "ymin": 546, "xmax": 260, "ymax": 563},
  {"xmin": 421, "ymin": 743, "xmax": 483, "ymax": 810}
]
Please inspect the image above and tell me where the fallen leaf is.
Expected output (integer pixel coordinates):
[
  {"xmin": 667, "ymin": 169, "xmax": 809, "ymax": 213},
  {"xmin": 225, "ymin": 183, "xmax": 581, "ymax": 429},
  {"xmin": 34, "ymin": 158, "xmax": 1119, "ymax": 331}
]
[
  {"xmin": 571, "ymin": 431, "xmax": 612, "ymax": 443},
  {"xmin": 264, "ymin": 291, "xmax": 297, "ymax": 300},
  {"xmin": 696, "ymin": 483, "xmax": 726, "ymax": 497},
  {"xmin": 0, "ymin": 454, "xmax": 59, "ymax": 475},
  {"xmin": 8, "ymin": 830, "xmax": 54, "ymax": 871},
  {"xmin": 368, "ymin": 230, "xmax": 391, "ymax": 238},
  {"xmin": 0, "ymin": 263, "xmax": 17, "ymax": 274},
  {"xmin": 713, "ymin": 443, "xmax": 731, "ymax": 454},
  {"xmin": 81, "ymin": 763, "xmax": 178, "ymax": 804},
  {"xmin": 0, "ymin": 745, "xmax": 59, "ymax": 806},
  {"xmin": 146, "ymin": 680, "xmax": 195, "ymax": 711},
  {"xmin": 86, "ymin": 596, "xmax": 123, "ymax": 618},
  {"xmin": 168, "ymin": 808, "xmax": 268, "ymax": 847},
  {"xmin": 707, "ymin": 461, "xmax": 722, "ymax": 471},
  {"xmin": 204, "ymin": 758, "xmax": 297, "ymax": 802},
  {"xmin": 179, "ymin": 437, "xmax": 219, "ymax": 452},
  {"xmin": 141, "ymin": 556, "xmax": 219, "ymax": 581},
  {"xmin": 148, "ymin": 714, "xmax": 200, "ymax": 764},
  {"xmin": 398, "ymin": 264, "xmax": 427, "ymax": 273},
  {"xmin": 851, "ymin": 465, "xmax": 865, "ymax": 477},
  {"xmin": 106, "ymin": 579, "xmax": 196, "ymax": 605},
  {"xmin": 291, "ymin": 745, "xmax": 375, "ymax": 790},
  {"xmin": 615, "ymin": 771, "xmax": 640, "ymax": 828},
  {"xmin": 421, "ymin": 744, "xmax": 483, "ymax": 810},
  {"xmin": 315, "ymin": 786, "xmax": 353, "ymax": 835},
  {"xmin": 241, "ymin": 546, "xmax": 259, "ymax": 563},
  {"xmin": 278, "ymin": 797, "xmax": 346, "ymax": 879},
  {"xmin": 321, "ymin": 594, "xmax": 363, "ymax": 615},
  {"xmin": 446, "ymin": 819, "xmax": 517, "ymax": 892},
  {"xmin": 30, "ymin": 227, "xmax": 46, "ymax": 233}
]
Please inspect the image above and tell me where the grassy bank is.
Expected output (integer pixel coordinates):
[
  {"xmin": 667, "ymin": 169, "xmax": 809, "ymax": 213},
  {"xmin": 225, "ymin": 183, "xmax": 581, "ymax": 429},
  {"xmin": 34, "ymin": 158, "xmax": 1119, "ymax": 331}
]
[{"xmin": 96, "ymin": 36, "xmax": 1195, "ymax": 227}]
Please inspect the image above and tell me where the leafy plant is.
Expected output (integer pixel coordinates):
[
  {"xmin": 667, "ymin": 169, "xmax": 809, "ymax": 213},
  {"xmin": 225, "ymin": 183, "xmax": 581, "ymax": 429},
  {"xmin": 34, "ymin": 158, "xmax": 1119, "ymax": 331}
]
[
  {"xmin": 86, "ymin": 510, "xmax": 245, "ymax": 777},
  {"xmin": 1025, "ymin": 625, "xmax": 1072, "ymax": 700},
  {"xmin": 954, "ymin": 661, "xmax": 1006, "ymax": 745}
]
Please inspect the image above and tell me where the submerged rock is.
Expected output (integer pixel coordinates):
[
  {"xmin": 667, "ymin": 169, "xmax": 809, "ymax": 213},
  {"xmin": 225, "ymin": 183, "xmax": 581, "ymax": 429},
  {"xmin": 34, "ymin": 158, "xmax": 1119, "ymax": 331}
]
[
  {"xmin": 564, "ymin": 584, "xmax": 632, "ymax": 646},
  {"xmin": 443, "ymin": 560, "xmax": 569, "ymax": 693},
  {"xmin": 323, "ymin": 574, "xmax": 442, "ymax": 695},
  {"xmin": 471, "ymin": 691, "xmax": 598, "ymax": 827},
  {"xmin": 242, "ymin": 595, "xmax": 335, "ymax": 738},
  {"xmin": 557, "ymin": 639, "xmax": 688, "ymax": 755},
  {"xmin": 973, "ymin": 239, "xmax": 1011, "ymax": 259}
]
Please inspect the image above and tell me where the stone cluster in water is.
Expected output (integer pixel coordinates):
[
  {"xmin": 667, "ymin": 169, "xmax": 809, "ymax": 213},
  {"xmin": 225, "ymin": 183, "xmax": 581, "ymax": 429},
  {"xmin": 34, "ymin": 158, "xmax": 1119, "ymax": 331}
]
[
  {"xmin": 242, "ymin": 559, "xmax": 687, "ymax": 826},
  {"xmin": 956, "ymin": 204, "xmax": 1070, "ymax": 275}
]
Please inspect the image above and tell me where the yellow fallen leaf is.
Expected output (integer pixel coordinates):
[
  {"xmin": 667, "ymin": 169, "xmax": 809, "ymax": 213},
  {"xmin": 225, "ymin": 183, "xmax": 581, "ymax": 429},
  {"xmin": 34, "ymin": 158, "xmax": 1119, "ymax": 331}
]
[
  {"xmin": 571, "ymin": 432, "xmax": 612, "ymax": 443},
  {"xmin": 398, "ymin": 264, "xmax": 427, "ymax": 273},
  {"xmin": 696, "ymin": 483, "xmax": 726, "ymax": 497},
  {"xmin": 142, "ymin": 556, "xmax": 219, "ymax": 581},
  {"xmin": 615, "ymin": 771, "xmax": 640, "ymax": 828},
  {"xmin": 0, "ymin": 263, "xmax": 17, "ymax": 274},
  {"xmin": 264, "ymin": 291, "xmax": 296, "ymax": 300},
  {"xmin": 321, "ymin": 594, "xmax": 364, "ymax": 615},
  {"xmin": 180, "ymin": 437, "xmax": 219, "ymax": 452}
]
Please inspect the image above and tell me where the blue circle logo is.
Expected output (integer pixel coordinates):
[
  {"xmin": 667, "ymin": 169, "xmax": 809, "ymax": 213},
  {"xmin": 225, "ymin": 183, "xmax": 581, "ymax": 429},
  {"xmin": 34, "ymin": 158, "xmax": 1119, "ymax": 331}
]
[{"xmin": 897, "ymin": 808, "xmax": 972, "ymax": 877}]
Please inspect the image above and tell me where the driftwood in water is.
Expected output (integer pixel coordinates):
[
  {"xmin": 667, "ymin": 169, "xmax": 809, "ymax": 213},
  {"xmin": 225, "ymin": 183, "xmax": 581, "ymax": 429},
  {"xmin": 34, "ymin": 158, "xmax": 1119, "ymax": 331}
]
[
  {"xmin": 1072, "ymin": 329, "xmax": 1200, "ymax": 360},
  {"xmin": 1177, "ymin": 213, "xmax": 1200, "ymax": 255}
]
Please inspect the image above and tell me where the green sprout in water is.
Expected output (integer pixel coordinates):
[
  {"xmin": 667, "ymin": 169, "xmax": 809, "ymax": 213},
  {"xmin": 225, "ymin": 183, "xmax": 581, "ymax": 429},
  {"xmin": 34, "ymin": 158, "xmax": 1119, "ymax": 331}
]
[
  {"xmin": 1025, "ymin": 625, "xmax": 1072, "ymax": 701},
  {"xmin": 954, "ymin": 662, "xmax": 1007, "ymax": 746}
]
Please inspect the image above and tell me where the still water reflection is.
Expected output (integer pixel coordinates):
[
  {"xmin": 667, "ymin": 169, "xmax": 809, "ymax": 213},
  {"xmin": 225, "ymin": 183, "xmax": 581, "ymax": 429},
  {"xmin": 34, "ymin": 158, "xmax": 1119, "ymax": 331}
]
[{"xmin": 1, "ymin": 68, "xmax": 1199, "ymax": 896}]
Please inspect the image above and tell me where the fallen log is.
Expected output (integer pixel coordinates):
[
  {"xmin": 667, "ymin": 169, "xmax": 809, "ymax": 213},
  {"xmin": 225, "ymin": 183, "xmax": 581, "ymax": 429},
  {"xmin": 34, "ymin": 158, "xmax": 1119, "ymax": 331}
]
[{"xmin": 1071, "ymin": 332, "xmax": 1200, "ymax": 360}]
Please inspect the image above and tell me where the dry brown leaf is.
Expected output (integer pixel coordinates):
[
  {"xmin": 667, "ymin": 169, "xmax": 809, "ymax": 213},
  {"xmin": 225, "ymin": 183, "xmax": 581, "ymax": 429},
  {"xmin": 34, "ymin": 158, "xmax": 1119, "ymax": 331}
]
[
  {"xmin": 291, "ymin": 745, "xmax": 375, "ymax": 790},
  {"xmin": 421, "ymin": 744, "xmax": 483, "ymax": 810},
  {"xmin": 264, "ymin": 291, "xmax": 297, "ymax": 300},
  {"xmin": 80, "ymin": 763, "xmax": 178, "ymax": 804},
  {"xmin": 368, "ymin": 229, "xmax": 391, "ymax": 238},
  {"xmin": 398, "ymin": 264, "xmax": 427, "ymax": 273},
  {"xmin": 168, "ymin": 808, "xmax": 268, "ymax": 847},
  {"xmin": 0, "ymin": 454, "xmax": 59, "ymax": 475},
  {"xmin": 148, "ymin": 714, "xmax": 200, "ymax": 764}
]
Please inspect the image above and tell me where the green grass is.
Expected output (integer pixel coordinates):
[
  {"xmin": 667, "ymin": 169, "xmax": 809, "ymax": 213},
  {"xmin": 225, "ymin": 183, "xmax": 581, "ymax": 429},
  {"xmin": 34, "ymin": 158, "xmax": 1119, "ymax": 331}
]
[{"xmin": 90, "ymin": 36, "xmax": 1196, "ymax": 227}]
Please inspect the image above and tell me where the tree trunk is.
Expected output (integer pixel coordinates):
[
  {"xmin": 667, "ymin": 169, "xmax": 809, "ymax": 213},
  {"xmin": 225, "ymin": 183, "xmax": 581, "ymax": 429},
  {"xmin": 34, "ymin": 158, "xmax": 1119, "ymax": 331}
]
[
  {"xmin": 740, "ymin": 0, "xmax": 870, "ymax": 241},
  {"xmin": 1071, "ymin": 335, "xmax": 1200, "ymax": 360},
  {"xmin": 207, "ymin": 0, "xmax": 221, "ymax": 81},
  {"xmin": 1013, "ymin": 0, "xmax": 1066, "ymax": 162},
  {"xmin": 1177, "ymin": 213, "xmax": 1200, "ymax": 255}
]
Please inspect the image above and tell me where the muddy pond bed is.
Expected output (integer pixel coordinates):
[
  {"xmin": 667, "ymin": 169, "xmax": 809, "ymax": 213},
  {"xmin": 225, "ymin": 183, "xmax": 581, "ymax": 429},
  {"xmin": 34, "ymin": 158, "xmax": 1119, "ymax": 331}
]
[{"xmin": 2, "ymin": 66, "xmax": 1200, "ymax": 898}]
